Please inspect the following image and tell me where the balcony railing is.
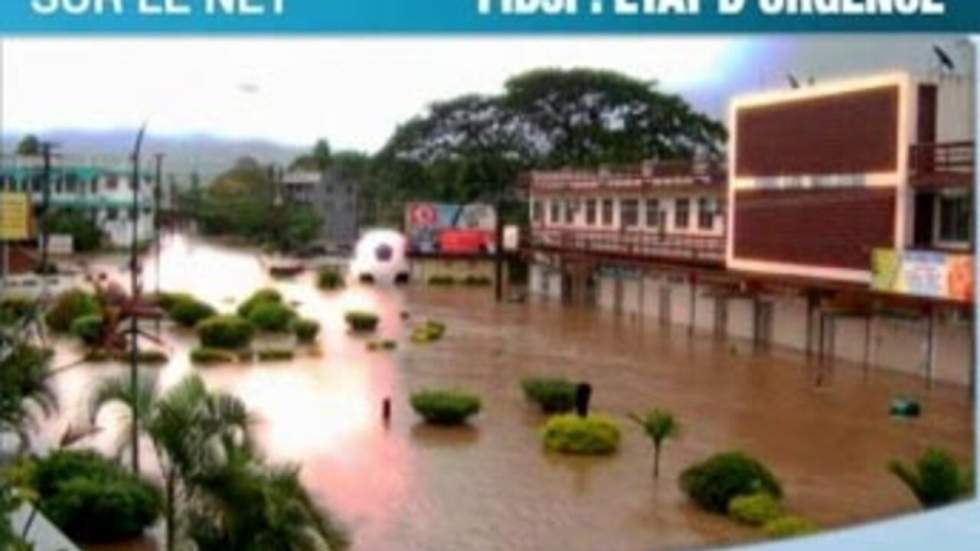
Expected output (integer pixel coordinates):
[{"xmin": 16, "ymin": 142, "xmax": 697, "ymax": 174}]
[
  {"xmin": 529, "ymin": 227, "xmax": 725, "ymax": 266},
  {"xmin": 527, "ymin": 159, "xmax": 727, "ymax": 195},
  {"xmin": 909, "ymin": 141, "xmax": 974, "ymax": 187}
]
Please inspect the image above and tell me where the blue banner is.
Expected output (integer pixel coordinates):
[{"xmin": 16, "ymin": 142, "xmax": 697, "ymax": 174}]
[{"xmin": 3, "ymin": 0, "xmax": 980, "ymax": 34}]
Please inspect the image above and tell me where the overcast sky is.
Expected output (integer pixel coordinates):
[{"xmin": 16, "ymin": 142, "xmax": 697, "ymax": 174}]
[{"xmin": 1, "ymin": 36, "xmax": 971, "ymax": 153}]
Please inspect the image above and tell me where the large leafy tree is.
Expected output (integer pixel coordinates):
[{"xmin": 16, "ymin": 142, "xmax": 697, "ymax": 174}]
[{"xmin": 15, "ymin": 135, "xmax": 40, "ymax": 157}]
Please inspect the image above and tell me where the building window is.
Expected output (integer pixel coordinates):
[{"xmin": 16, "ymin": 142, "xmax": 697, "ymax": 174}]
[
  {"xmin": 564, "ymin": 200, "xmax": 575, "ymax": 224},
  {"xmin": 936, "ymin": 192, "xmax": 972, "ymax": 246},
  {"xmin": 697, "ymin": 198, "xmax": 715, "ymax": 230},
  {"xmin": 549, "ymin": 200, "xmax": 560, "ymax": 225},
  {"xmin": 601, "ymin": 198, "xmax": 614, "ymax": 226},
  {"xmin": 106, "ymin": 208, "xmax": 118, "ymax": 221},
  {"xmin": 585, "ymin": 199, "xmax": 597, "ymax": 226},
  {"xmin": 675, "ymin": 198, "xmax": 690, "ymax": 229},
  {"xmin": 621, "ymin": 199, "xmax": 639, "ymax": 228},
  {"xmin": 645, "ymin": 199, "xmax": 660, "ymax": 228},
  {"xmin": 106, "ymin": 175, "xmax": 119, "ymax": 190}
]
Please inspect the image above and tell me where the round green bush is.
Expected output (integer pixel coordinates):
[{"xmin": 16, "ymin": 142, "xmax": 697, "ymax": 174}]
[
  {"xmin": 190, "ymin": 347, "xmax": 239, "ymax": 365},
  {"xmin": 317, "ymin": 267, "xmax": 344, "ymax": 290},
  {"xmin": 521, "ymin": 377, "xmax": 577, "ymax": 414},
  {"xmin": 45, "ymin": 289, "xmax": 101, "ymax": 333},
  {"xmin": 247, "ymin": 301, "xmax": 296, "ymax": 333},
  {"xmin": 462, "ymin": 275, "xmax": 493, "ymax": 287},
  {"xmin": 345, "ymin": 311, "xmax": 380, "ymax": 332},
  {"xmin": 155, "ymin": 291, "xmax": 194, "ymax": 312},
  {"xmin": 763, "ymin": 516, "xmax": 818, "ymax": 539},
  {"xmin": 30, "ymin": 450, "xmax": 161, "ymax": 543},
  {"xmin": 410, "ymin": 389, "xmax": 482, "ymax": 425},
  {"xmin": 679, "ymin": 452, "xmax": 783, "ymax": 514},
  {"xmin": 728, "ymin": 493, "xmax": 783, "ymax": 526},
  {"xmin": 257, "ymin": 348, "xmax": 296, "ymax": 362},
  {"xmin": 169, "ymin": 298, "xmax": 217, "ymax": 328},
  {"xmin": 542, "ymin": 414, "xmax": 621, "ymax": 455},
  {"xmin": 197, "ymin": 315, "xmax": 254, "ymax": 350},
  {"xmin": 237, "ymin": 288, "xmax": 283, "ymax": 318},
  {"xmin": 70, "ymin": 315, "xmax": 104, "ymax": 346},
  {"xmin": 293, "ymin": 318, "xmax": 321, "ymax": 343}
]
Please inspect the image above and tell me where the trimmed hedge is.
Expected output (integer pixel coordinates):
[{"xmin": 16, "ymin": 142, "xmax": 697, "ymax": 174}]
[
  {"xmin": 190, "ymin": 347, "xmax": 240, "ymax": 365},
  {"xmin": 237, "ymin": 288, "xmax": 283, "ymax": 318},
  {"xmin": 46, "ymin": 289, "xmax": 101, "ymax": 333},
  {"xmin": 155, "ymin": 291, "xmax": 195, "ymax": 312},
  {"xmin": 728, "ymin": 493, "xmax": 783, "ymax": 527},
  {"xmin": 197, "ymin": 315, "xmax": 254, "ymax": 350},
  {"xmin": 317, "ymin": 267, "xmax": 345, "ymax": 290},
  {"xmin": 521, "ymin": 377, "xmax": 577, "ymax": 414},
  {"xmin": 169, "ymin": 298, "xmax": 217, "ymax": 328},
  {"xmin": 345, "ymin": 311, "xmax": 380, "ymax": 333},
  {"xmin": 462, "ymin": 275, "xmax": 493, "ymax": 287},
  {"xmin": 680, "ymin": 452, "xmax": 783, "ymax": 514},
  {"xmin": 70, "ymin": 315, "xmax": 104, "ymax": 346},
  {"xmin": 257, "ymin": 348, "xmax": 296, "ymax": 362},
  {"xmin": 763, "ymin": 516, "xmax": 817, "ymax": 539},
  {"xmin": 410, "ymin": 389, "xmax": 482, "ymax": 425},
  {"xmin": 247, "ymin": 301, "xmax": 296, "ymax": 333},
  {"xmin": 31, "ymin": 450, "xmax": 161, "ymax": 543},
  {"xmin": 428, "ymin": 275, "xmax": 457, "ymax": 286},
  {"xmin": 541, "ymin": 414, "xmax": 620, "ymax": 455},
  {"xmin": 293, "ymin": 318, "xmax": 321, "ymax": 343},
  {"xmin": 411, "ymin": 320, "xmax": 446, "ymax": 344}
]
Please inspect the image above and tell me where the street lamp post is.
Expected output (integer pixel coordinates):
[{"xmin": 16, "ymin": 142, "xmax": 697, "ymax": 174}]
[{"xmin": 128, "ymin": 122, "xmax": 148, "ymax": 475}]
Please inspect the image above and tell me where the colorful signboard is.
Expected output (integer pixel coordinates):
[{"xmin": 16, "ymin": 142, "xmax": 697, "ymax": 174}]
[
  {"xmin": 405, "ymin": 202, "xmax": 497, "ymax": 255},
  {"xmin": 0, "ymin": 193, "xmax": 32, "ymax": 241},
  {"xmin": 871, "ymin": 249, "xmax": 974, "ymax": 303}
]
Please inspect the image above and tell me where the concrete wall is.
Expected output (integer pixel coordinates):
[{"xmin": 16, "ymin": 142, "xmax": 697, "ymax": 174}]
[{"xmin": 529, "ymin": 262, "xmax": 973, "ymax": 386}]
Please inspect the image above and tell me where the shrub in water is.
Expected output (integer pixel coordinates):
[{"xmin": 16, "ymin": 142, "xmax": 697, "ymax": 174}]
[
  {"xmin": 30, "ymin": 450, "xmax": 161, "ymax": 543},
  {"xmin": 521, "ymin": 377, "xmax": 577, "ymax": 414},
  {"xmin": 247, "ymin": 301, "xmax": 296, "ymax": 333},
  {"xmin": 410, "ymin": 389, "xmax": 482, "ymax": 425},
  {"xmin": 70, "ymin": 315, "xmax": 104, "ymax": 346},
  {"xmin": 46, "ymin": 289, "xmax": 101, "ymax": 333},
  {"xmin": 541, "ymin": 414, "xmax": 621, "ymax": 455},
  {"xmin": 888, "ymin": 448, "xmax": 973, "ymax": 509},
  {"xmin": 155, "ymin": 291, "xmax": 194, "ymax": 313},
  {"xmin": 428, "ymin": 275, "xmax": 456, "ymax": 286},
  {"xmin": 679, "ymin": 452, "xmax": 783, "ymax": 514},
  {"xmin": 197, "ymin": 315, "xmax": 254, "ymax": 349},
  {"xmin": 728, "ymin": 493, "xmax": 783, "ymax": 526},
  {"xmin": 318, "ymin": 267, "xmax": 345, "ymax": 290},
  {"xmin": 190, "ymin": 347, "xmax": 239, "ymax": 365},
  {"xmin": 257, "ymin": 348, "xmax": 296, "ymax": 362},
  {"xmin": 169, "ymin": 297, "xmax": 217, "ymax": 328},
  {"xmin": 237, "ymin": 288, "xmax": 283, "ymax": 318},
  {"xmin": 293, "ymin": 318, "xmax": 321, "ymax": 343},
  {"xmin": 412, "ymin": 320, "xmax": 446, "ymax": 343},
  {"xmin": 763, "ymin": 516, "xmax": 817, "ymax": 539},
  {"xmin": 345, "ymin": 311, "xmax": 380, "ymax": 332},
  {"xmin": 462, "ymin": 275, "xmax": 493, "ymax": 287}
]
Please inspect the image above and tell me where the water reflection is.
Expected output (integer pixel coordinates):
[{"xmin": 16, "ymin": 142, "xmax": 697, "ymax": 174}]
[{"xmin": 40, "ymin": 233, "xmax": 974, "ymax": 551}]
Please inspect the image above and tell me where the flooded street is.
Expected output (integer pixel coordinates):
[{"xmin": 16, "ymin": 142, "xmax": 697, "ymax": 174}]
[{"xmin": 40, "ymin": 234, "xmax": 973, "ymax": 551}]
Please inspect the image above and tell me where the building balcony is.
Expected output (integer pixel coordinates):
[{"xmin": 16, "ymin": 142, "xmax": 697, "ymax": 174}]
[
  {"xmin": 529, "ymin": 227, "xmax": 725, "ymax": 267},
  {"xmin": 527, "ymin": 159, "xmax": 727, "ymax": 197},
  {"xmin": 909, "ymin": 141, "xmax": 974, "ymax": 189}
]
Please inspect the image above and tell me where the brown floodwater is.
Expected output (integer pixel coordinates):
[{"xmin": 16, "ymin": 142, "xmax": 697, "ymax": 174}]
[{"xmin": 38, "ymin": 234, "xmax": 973, "ymax": 551}]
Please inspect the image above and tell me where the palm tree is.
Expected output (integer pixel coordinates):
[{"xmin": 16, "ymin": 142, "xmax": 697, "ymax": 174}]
[
  {"xmin": 0, "ymin": 345, "xmax": 58, "ymax": 455},
  {"xmin": 629, "ymin": 409, "xmax": 679, "ymax": 479},
  {"xmin": 90, "ymin": 373, "xmax": 252, "ymax": 551},
  {"xmin": 888, "ymin": 448, "xmax": 973, "ymax": 509}
]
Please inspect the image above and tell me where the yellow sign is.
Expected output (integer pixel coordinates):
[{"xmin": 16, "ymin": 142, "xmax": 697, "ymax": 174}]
[
  {"xmin": 872, "ymin": 248, "xmax": 974, "ymax": 303},
  {"xmin": 0, "ymin": 193, "xmax": 31, "ymax": 241}
]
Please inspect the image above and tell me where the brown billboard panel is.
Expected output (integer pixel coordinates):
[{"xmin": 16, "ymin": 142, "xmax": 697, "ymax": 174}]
[
  {"xmin": 735, "ymin": 86, "xmax": 901, "ymax": 178},
  {"xmin": 733, "ymin": 187, "xmax": 897, "ymax": 271}
]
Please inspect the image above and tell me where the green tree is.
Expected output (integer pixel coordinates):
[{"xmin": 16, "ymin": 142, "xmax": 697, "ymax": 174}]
[
  {"xmin": 16, "ymin": 135, "xmax": 40, "ymax": 157},
  {"xmin": 888, "ymin": 448, "xmax": 973, "ymax": 509},
  {"xmin": 0, "ymin": 345, "xmax": 57, "ymax": 454},
  {"xmin": 629, "ymin": 409, "xmax": 679, "ymax": 479},
  {"xmin": 45, "ymin": 209, "xmax": 104, "ymax": 252},
  {"xmin": 290, "ymin": 139, "xmax": 332, "ymax": 172}
]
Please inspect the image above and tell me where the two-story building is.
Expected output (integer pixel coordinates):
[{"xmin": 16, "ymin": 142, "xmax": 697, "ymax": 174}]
[{"xmin": 281, "ymin": 167, "xmax": 360, "ymax": 249}]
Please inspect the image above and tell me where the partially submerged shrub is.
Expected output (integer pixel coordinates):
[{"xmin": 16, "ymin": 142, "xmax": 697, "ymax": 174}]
[
  {"xmin": 293, "ymin": 318, "xmax": 321, "ymax": 343},
  {"xmin": 237, "ymin": 288, "xmax": 283, "ymax": 318},
  {"xmin": 410, "ymin": 389, "xmax": 482, "ymax": 425},
  {"xmin": 131, "ymin": 350, "xmax": 169, "ymax": 365},
  {"xmin": 728, "ymin": 493, "xmax": 783, "ymax": 526},
  {"xmin": 70, "ymin": 315, "xmax": 104, "ymax": 346},
  {"xmin": 30, "ymin": 450, "xmax": 161, "ymax": 543},
  {"xmin": 888, "ymin": 448, "xmax": 973, "ymax": 508},
  {"xmin": 317, "ymin": 267, "xmax": 344, "ymax": 290},
  {"xmin": 197, "ymin": 315, "xmax": 254, "ymax": 349},
  {"xmin": 521, "ymin": 377, "xmax": 577, "ymax": 414},
  {"xmin": 155, "ymin": 291, "xmax": 194, "ymax": 312},
  {"xmin": 542, "ymin": 414, "xmax": 621, "ymax": 456},
  {"xmin": 190, "ymin": 347, "xmax": 239, "ymax": 365},
  {"xmin": 367, "ymin": 339, "xmax": 398, "ymax": 352},
  {"xmin": 763, "ymin": 516, "xmax": 818, "ymax": 539},
  {"xmin": 169, "ymin": 297, "xmax": 217, "ymax": 328},
  {"xmin": 257, "ymin": 348, "xmax": 296, "ymax": 362},
  {"xmin": 462, "ymin": 275, "xmax": 493, "ymax": 287},
  {"xmin": 247, "ymin": 301, "xmax": 296, "ymax": 333},
  {"xmin": 428, "ymin": 275, "xmax": 456, "ymax": 286},
  {"xmin": 345, "ymin": 311, "xmax": 380, "ymax": 333},
  {"xmin": 411, "ymin": 320, "xmax": 446, "ymax": 343},
  {"xmin": 46, "ymin": 289, "xmax": 101, "ymax": 332},
  {"xmin": 680, "ymin": 452, "xmax": 783, "ymax": 513}
]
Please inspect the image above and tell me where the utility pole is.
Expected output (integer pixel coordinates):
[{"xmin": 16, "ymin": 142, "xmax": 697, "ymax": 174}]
[
  {"xmin": 38, "ymin": 141, "xmax": 58, "ymax": 272},
  {"xmin": 153, "ymin": 153, "xmax": 164, "ymax": 297},
  {"xmin": 128, "ymin": 123, "xmax": 147, "ymax": 475}
]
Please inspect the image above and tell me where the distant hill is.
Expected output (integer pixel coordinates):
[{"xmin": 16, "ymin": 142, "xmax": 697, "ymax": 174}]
[{"xmin": 3, "ymin": 129, "xmax": 304, "ymax": 186}]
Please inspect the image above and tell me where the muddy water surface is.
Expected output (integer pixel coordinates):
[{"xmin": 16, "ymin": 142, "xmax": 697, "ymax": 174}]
[{"xmin": 41, "ymin": 234, "xmax": 973, "ymax": 551}]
